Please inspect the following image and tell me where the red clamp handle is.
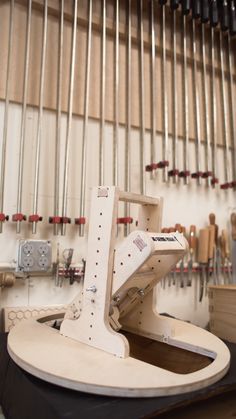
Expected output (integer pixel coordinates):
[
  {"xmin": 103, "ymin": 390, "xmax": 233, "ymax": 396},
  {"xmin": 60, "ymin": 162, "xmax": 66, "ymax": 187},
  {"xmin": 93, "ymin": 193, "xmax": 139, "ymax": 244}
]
[
  {"xmin": 211, "ymin": 177, "xmax": 219, "ymax": 185},
  {"xmin": 157, "ymin": 160, "xmax": 169, "ymax": 169},
  {"xmin": 145, "ymin": 163, "xmax": 158, "ymax": 172},
  {"xmin": 0, "ymin": 213, "xmax": 9, "ymax": 222},
  {"xmin": 75, "ymin": 217, "xmax": 86, "ymax": 225},
  {"xmin": 191, "ymin": 171, "xmax": 203, "ymax": 179},
  {"xmin": 117, "ymin": 217, "xmax": 133, "ymax": 225},
  {"xmin": 178, "ymin": 170, "xmax": 190, "ymax": 178},
  {"xmin": 202, "ymin": 171, "xmax": 213, "ymax": 179},
  {"xmin": 168, "ymin": 169, "xmax": 179, "ymax": 176},
  {"xmin": 220, "ymin": 182, "xmax": 231, "ymax": 190},
  {"xmin": 29, "ymin": 214, "xmax": 43, "ymax": 222},
  {"xmin": 12, "ymin": 213, "xmax": 27, "ymax": 222},
  {"xmin": 230, "ymin": 180, "xmax": 236, "ymax": 188},
  {"xmin": 49, "ymin": 216, "xmax": 62, "ymax": 224},
  {"xmin": 61, "ymin": 217, "xmax": 71, "ymax": 224}
]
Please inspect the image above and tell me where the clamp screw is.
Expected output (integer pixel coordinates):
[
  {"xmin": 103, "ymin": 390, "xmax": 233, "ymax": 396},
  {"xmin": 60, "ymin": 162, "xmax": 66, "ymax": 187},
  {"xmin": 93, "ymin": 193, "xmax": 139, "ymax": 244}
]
[{"xmin": 86, "ymin": 285, "xmax": 97, "ymax": 293}]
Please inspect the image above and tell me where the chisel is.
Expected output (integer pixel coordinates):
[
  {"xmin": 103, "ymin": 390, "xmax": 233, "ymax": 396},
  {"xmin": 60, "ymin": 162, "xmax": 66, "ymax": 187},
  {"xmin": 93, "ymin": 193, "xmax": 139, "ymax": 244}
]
[
  {"xmin": 181, "ymin": 226, "xmax": 188, "ymax": 287},
  {"xmin": 207, "ymin": 224, "xmax": 216, "ymax": 285},
  {"xmin": 198, "ymin": 228, "xmax": 210, "ymax": 302},
  {"xmin": 0, "ymin": 0, "xmax": 14, "ymax": 232},
  {"xmin": 168, "ymin": 0, "xmax": 180, "ymax": 182},
  {"xmin": 209, "ymin": 0, "xmax": 219, "ymax": 187},
  {"xmin": 191, "ymin": 1, "xmax": 203, "ymax": 185},
  {"xmin": 175, "ymin": 223, "xmax": 184, "ymax": 287},
  {"xmin": 209, "ymin": 212, "xmax": 221, "ymax": 284},
  {"xmin": 231, "ymin": 213, "xmax": 236, "ymax": 283},
  {"xmin": 178, "ymin": 0, "xmax": 190, "ymax": 184},
  {"xmin": 187, "ymin": 225, "xmax": 197, "ymax": 286},
  {"xmin": 169, "ymin": 226, "xmax": 177, "ymax": 285},
  {"xmin": 161, "ymin": 227, "xmax": 172, "ymax": 286},
  {"xmin": 220, "ymin": 229, "xmax": 232, "ymax": 284}
]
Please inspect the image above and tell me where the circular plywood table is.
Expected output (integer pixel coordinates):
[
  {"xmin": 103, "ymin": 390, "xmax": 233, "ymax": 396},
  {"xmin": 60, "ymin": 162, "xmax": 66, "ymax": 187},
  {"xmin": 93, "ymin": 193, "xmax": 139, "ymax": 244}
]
[{"xmin": 8, "ymin": 315, "xmax": 230, "ymax": 398}]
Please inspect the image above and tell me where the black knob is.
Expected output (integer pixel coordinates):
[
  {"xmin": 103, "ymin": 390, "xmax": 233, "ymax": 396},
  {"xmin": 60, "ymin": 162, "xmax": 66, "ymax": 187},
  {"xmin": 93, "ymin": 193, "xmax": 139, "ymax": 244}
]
[
  {"xmin": 201, "ymin": 0, "xmax": 210, "ymax": 22},
  {"xmin": 210, "ymin": 0, "xmax": 219, "ymax": 26},
  {"xmin": 221, "ymin": 0, "xmax": 229, "ymax": 31},
  {"xmin": 192, "ymin": 0, "xmax": 201, "ymax": 18},
  {"xmin": 181, "ymin": 0, "xmax": 191, "ymax": 15},
  {"xmin": 230, "ymin": 0, "xmax": 236, "ymax": 34},
  {"xmin": 171, "ymin": 0, "xmax": 179, "ymax": 10}
]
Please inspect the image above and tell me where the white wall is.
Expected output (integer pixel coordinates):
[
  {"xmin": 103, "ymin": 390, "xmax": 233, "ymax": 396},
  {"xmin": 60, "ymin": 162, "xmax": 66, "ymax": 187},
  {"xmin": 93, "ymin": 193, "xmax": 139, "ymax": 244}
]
[{"xmin": 0, "ymin": 101, "xmax": 235, "ymax": 329}]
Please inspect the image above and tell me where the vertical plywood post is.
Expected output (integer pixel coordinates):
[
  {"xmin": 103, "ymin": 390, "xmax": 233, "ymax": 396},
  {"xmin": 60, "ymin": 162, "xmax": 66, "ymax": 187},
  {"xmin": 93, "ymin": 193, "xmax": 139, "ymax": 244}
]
[{"xmin": 60, "ymin": 186, "xmax": 129, "ymax": 358}]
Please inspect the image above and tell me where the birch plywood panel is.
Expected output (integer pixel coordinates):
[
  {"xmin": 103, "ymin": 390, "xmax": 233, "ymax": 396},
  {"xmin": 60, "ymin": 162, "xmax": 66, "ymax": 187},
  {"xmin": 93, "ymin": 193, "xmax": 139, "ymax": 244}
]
[{"xmin": 209, "ymin": 285, "xmax": 236, "ymax": 343}]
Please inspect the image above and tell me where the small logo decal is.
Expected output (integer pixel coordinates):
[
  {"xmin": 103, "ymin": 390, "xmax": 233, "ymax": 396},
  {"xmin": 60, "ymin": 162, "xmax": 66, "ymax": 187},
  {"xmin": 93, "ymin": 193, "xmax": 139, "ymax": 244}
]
[{"xmin": 133, "ymin": 235, "xmax": 147, "ymax": 251}]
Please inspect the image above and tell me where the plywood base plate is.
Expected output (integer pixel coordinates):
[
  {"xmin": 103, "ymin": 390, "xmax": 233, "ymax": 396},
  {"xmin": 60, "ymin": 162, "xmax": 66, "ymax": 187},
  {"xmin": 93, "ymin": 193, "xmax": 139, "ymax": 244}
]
[{"xmin": 7, "ymin": 314, "xmax": 230, "ymax": 398}]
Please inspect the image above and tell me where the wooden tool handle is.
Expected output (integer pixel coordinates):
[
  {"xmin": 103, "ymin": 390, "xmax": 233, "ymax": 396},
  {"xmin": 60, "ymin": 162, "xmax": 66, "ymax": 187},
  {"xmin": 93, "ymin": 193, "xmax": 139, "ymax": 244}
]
[
  {"xmin": 161, "ymin": 227, "xmax": 169, "ymax": 233},
  {"xmin": 175, "ymin": 223, "xmax": 182, "ymax": 233},
  {"xmin": 198, "ymin": 228, "xmax": 210, "ymax": 264},
  {"xmin": 181, "ymin": 226, "xmax": 186, "ymax": 236},
  {"xmin": 189, "ymin": 225, "xmax": 197, "ymax": 250},
  {"xmin": 208, "ymin": 225, "xmax": 215, "ymax": 259},
  {"xmin": 209, "ymin": 212, "xmax": 218, "ymax": 243},
  {"xmin": 169, "ymin": 227, "xmax": 175, "ymax": 233},
  {"xmin": 209, "ymin": 213, "xmax": 215, "ymax": 225},
  {"xmin": 231, "ymin": 213, "xmax": 236, "ymax": 240}
]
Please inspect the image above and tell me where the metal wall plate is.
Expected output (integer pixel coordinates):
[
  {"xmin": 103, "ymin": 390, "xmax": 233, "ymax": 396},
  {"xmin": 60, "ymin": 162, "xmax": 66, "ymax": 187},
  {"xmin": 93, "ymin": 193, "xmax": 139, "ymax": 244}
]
[{"xmin": 17, "ymin": 240, "xmax": 52, "ymax": 273}]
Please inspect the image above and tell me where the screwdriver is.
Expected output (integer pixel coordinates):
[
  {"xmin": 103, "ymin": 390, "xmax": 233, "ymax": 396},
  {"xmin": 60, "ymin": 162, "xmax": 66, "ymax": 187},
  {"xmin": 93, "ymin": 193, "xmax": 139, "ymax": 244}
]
[{"xmin": 209, "ymin": 213, "xmax": 220, "ymax": 284}]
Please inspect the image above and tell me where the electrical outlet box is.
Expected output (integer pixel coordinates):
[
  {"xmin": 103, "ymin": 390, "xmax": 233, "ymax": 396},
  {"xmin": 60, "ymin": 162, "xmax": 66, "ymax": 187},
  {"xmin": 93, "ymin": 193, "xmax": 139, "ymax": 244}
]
[{"xmin": 17, "ymin": 240, "xmax": 52, "ymax": 273}]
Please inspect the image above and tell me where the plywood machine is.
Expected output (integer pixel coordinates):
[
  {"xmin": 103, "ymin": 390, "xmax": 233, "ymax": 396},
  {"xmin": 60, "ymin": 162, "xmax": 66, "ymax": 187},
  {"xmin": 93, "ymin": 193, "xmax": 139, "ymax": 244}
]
[{"xmin": 8, "ymin": 187, "xmax": 230, "ymax": 397}]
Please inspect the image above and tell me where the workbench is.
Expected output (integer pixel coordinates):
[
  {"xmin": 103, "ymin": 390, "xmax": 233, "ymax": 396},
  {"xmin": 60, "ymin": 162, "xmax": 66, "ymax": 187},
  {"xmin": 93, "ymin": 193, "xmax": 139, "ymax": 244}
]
[{"xmin": 0, "ymin": 332, "xmax": 236, "ymax": 419}]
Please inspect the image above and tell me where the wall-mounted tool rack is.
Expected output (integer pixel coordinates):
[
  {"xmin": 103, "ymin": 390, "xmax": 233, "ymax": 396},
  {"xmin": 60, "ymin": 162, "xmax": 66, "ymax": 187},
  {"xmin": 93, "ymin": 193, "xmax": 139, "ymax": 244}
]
[{"xmin": 0, "ymin": 0, "xmax": 235, "ymax": 236}]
